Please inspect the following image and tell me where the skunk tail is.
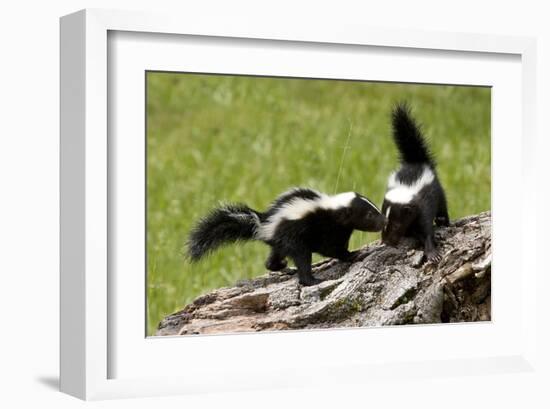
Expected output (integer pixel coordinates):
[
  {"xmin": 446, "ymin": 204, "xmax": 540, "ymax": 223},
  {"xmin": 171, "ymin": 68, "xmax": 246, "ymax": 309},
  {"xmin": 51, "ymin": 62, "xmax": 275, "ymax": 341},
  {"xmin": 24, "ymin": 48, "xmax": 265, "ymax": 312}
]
[
  {"xmin": 391, "ymin": 102, "xmax": 435, "ymax": 166},
  {"xmin": 187, "ymin": 204, "xmax": 262, "ymax": 261}
]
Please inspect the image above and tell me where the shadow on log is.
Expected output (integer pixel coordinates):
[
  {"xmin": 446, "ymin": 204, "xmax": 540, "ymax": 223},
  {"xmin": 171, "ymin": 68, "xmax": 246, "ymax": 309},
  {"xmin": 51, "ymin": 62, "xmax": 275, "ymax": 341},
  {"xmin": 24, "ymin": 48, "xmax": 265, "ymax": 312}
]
[{"xmin": 157, "ymin": 211, "xmax": 491, "ymax": 336}]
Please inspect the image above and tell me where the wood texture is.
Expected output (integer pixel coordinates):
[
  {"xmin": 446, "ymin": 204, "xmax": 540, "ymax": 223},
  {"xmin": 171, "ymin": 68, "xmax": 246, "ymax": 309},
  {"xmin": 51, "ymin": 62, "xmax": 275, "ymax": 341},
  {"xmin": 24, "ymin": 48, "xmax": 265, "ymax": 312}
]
[{"xmin": 157, "ymin": 211, "xmax": 491, "ymax": 336}]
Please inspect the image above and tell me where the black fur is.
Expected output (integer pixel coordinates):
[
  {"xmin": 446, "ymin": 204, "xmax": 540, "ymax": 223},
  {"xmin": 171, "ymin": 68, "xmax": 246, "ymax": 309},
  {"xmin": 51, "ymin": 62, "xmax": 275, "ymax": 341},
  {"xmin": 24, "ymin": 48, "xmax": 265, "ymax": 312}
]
[
  {"xmin": 187, "ymin": 204, "xmax": 261, "ymax": 261},
  {"xmin": 187, "ymin": 188, "xmax": 386, "ymax": 286},
  {"xmin": 392, "ymin": 102, "xmax": 435, "ymax": 167},
  {"xmin": 382, "ymin": 103, "xmax": 450, "ymax": 263}
]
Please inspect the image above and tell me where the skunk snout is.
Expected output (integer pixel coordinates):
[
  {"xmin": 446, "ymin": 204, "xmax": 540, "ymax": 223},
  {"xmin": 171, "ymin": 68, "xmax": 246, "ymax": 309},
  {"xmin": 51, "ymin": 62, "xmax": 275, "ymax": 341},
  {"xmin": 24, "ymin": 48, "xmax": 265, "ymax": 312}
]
[
  {"xmin": 366, "ymin": 213, "xmax": 386, "ymax": 232},
  {"xmin": 381, "ymin": 225, "xmax": 398, "ymax": 246}
]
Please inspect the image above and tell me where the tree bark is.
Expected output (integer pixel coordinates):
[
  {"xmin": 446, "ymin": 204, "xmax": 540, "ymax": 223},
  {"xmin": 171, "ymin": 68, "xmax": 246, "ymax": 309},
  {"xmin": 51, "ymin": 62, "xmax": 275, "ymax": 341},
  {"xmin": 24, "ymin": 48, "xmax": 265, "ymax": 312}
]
[{"xmin": 157, "ymin": 211, "xmax": 491, "ymax": 336}]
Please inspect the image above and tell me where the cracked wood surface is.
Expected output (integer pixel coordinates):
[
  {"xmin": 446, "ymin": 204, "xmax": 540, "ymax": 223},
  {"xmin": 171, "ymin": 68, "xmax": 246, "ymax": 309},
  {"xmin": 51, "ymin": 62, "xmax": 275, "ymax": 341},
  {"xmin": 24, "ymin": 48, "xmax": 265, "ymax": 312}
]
[{"xmin": 156, "ymin": 211, "xmax": 491, "ymax": 336}]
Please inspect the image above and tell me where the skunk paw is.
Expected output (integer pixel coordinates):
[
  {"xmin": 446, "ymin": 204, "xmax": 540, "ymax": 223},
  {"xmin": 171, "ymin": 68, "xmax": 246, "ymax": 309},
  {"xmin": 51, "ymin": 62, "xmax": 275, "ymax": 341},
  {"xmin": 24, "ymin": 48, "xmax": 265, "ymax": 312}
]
[
  {"xmin": 299, "ymin": 276, "xmax": 322, "ymax": 286},
  {"xmin": 265, "ymin": 258, "xmax": 288, "ymax": 271},
  {"xmin": 426, "ymin": 249, "xmax": 442, "ymax": 264}
]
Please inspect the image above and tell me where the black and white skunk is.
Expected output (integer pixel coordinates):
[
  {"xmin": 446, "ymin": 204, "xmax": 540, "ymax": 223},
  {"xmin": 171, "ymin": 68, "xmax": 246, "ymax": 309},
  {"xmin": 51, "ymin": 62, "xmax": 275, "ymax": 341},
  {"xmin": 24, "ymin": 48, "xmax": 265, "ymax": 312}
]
[
  {"xmin": 381, "ymin": 103, "xmax": 450, "ymax": 263},
  {"xmin": 188, "ymin": 188, "xmax": 386, "ymax": 286}
]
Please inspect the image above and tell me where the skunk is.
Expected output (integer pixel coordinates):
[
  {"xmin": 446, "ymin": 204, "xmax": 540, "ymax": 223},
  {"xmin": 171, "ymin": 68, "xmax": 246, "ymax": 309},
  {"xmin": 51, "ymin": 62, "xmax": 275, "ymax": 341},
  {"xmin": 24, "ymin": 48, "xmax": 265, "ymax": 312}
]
[
  {"xmin": 381, "ymin": 103, "xmax": 450, "ymax": 263},
  {"xmin": 187, "ymin": 188, "xmax": 386, "ymax": 286}
]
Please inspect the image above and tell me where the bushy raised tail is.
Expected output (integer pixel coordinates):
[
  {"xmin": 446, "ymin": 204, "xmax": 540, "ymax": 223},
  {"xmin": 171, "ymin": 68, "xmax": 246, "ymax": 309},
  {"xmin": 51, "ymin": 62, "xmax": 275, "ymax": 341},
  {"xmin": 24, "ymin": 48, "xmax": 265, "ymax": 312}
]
[
  {"xmin": 391, "ymin": 102, "xmax": 435, "ymax": 166},
  {"xmin": 187, "ymin": 204, "xmax": 262, "ymax": 261}
]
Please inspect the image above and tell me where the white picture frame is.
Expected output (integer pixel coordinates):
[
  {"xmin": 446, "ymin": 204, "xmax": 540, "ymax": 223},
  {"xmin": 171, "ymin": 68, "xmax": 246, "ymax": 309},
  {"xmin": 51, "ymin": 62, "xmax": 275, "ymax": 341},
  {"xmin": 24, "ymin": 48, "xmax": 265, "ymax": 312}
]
[{"xmin": 60, "ymin": 8, "xmax": 538, "ymax": 400}]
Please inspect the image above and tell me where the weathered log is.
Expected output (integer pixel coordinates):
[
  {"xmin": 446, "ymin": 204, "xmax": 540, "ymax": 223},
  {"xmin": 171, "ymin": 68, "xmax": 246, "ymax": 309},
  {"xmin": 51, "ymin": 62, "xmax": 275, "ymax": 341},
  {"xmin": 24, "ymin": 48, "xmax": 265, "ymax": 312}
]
[{"xmin": 157, "ymin": 211, "xmax": 491, "ymax": 336}]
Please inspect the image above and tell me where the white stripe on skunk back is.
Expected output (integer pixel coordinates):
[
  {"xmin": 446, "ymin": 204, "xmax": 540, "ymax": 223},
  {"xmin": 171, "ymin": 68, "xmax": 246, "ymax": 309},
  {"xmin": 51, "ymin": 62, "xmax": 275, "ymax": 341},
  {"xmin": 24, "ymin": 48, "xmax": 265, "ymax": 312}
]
[
  {"xmin": 385, "ymin": 165, "xmax": 435, "ymax": 204},
  {"xmin": 257, "ymin": 191, "xmax": 356, "ymax": 241}
]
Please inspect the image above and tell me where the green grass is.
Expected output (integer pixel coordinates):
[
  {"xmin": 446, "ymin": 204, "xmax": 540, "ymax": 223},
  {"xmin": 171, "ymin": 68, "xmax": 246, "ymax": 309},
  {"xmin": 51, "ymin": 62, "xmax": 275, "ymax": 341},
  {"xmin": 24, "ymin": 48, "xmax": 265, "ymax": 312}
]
[{"xmin": 146, "ymin": 72, "xmax": 491, "ymax": 335}]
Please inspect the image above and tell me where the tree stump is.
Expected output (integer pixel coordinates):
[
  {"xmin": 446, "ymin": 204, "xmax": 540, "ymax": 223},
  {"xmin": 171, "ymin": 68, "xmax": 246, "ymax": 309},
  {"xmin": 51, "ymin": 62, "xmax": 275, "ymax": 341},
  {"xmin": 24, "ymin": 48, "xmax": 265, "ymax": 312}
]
[{"xmin": 157, "ymin": 211, "xmax": 491, "ymax": 336}]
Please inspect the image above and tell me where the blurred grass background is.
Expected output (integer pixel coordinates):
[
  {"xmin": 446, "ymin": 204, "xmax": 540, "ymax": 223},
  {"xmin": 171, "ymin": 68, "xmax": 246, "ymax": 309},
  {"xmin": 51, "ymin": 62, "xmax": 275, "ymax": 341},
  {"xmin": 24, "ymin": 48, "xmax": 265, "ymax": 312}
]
[{"xmin": 146, "ymin": 72, "xmax": 491, "ymax": 335}]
